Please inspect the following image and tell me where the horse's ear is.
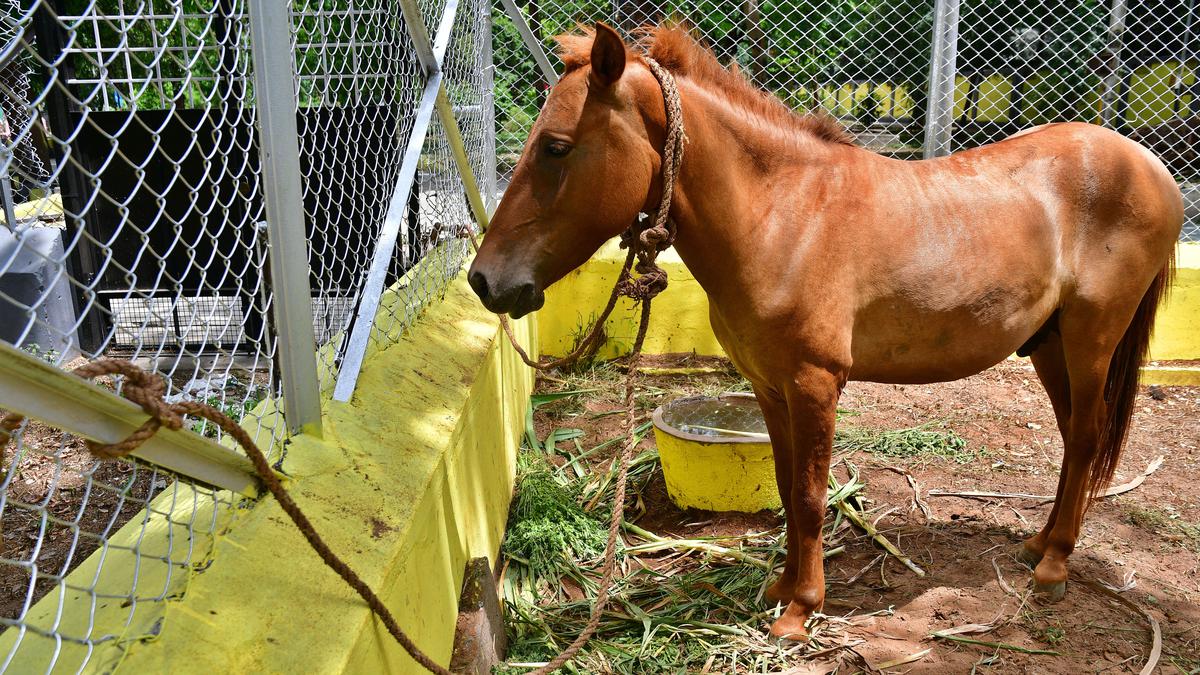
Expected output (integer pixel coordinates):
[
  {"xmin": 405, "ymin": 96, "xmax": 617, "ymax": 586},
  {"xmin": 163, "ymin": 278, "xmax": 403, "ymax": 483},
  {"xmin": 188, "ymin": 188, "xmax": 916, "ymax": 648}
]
[{"xmin": 590, "ymin": 22, "xmax": 626, "ymax": 87}]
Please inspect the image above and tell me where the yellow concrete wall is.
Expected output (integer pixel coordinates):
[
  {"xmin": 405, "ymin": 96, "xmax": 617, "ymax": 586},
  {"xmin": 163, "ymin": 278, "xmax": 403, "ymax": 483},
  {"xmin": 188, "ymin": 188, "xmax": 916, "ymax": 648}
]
[
  {"xmin": 974, "ymin": 74, "xmax": 1015, "ymax": 122},
  {"xmin": 0, "ymin": 271, "xmax": 535, "ymax": 673},
  {"xmin": 834, "ymin": 62, "xmax": 1195, "ymax": 126},
  {"xmin": 1125, "ymin": 61, "xmax": 1196, "ymax": 127},
  {"xmin": 1153, "ymin": 242, "xmax": 1200, "ymax": 361},
  {"xmin": 540, "ymin": 241, "xmax": 1200, "ymax": 364},
  {"xmin": 538, "ymin": 240, "xmax": 723, "ymax": 360}
]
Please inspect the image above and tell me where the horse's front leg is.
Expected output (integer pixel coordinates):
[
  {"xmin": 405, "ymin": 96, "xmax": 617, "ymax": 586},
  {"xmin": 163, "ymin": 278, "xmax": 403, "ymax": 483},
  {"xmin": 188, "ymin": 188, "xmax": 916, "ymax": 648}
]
[
  {"xmin": 768, "ymin": 365, "xmax": 843, "ymax": 641},
  {"xmin": 754, "ymin": 385, "xmax": 796, "ymax": 606}
]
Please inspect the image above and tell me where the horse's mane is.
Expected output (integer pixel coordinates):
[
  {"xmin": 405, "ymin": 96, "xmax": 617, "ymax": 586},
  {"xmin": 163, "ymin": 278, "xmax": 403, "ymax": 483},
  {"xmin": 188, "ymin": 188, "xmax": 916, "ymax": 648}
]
[{"xmin": 555, "ymin": 24, "xmax": 855, "ymax": 147}]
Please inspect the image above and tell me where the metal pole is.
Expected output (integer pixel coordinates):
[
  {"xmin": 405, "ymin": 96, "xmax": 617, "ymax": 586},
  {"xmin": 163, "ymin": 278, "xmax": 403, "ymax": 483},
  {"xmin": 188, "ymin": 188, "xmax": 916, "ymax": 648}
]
[
  {"xmin": 923, "ymin": 0, "xmax": 960, "ymax": 158},
  {"xmin": 332, "ymin": 0, "xmax": 460, "ymax": 403},
  {"xmin": 481, "ymin": 2, "xmax": 498, "ymax": 212},
  {"xmin": 246, "ymin": 0, "xmax": 323, "ymax": 435},
  {"xmin": 0, "ymin": 340, "xmax": 262, "ymax": 497},
  {"xmin": 0, "ymin": 100, "xmax": 16, "ymax": 230},
  {"xmin": 498, "ymin": 0, "xmax": 558, "ymax": 86},
  {"xmin": 1177, "ymin": 0, "xmax": 1195, "ymax": 116},
  {"xmin": 1099, "ymin": 0, "xmax": 1128, "ymax": 129},
  {"xmin": 435, "ymin": 88, "xmax": 490, "ymax": 231},
  {"xmin": 0, "ymin": 145, "xmax": 16, "ymax": 230}
]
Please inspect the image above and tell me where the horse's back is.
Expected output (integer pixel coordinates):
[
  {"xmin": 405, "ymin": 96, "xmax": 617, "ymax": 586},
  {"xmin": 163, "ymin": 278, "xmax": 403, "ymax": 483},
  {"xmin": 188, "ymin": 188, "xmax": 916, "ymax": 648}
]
[
  {"xmin": 844, "ymin": 122, "xmax": 1180, "ymax": 384},
  {"xmin": 932, "ymin": 122, "xmax": 1181, "ymax": 282},
  {"xmin": 992, "ymin": 122, "xmax": 1181, "ymax": 238},
  {"xmin": 997, "ymin": 123, "xmax": 1181, "ymax": 299}
]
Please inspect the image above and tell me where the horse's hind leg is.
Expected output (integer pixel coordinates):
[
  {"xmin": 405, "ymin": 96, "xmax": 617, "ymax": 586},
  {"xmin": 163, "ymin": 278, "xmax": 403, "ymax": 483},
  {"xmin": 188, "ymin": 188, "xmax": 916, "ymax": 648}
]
[
  {"xmin": 1025, "ymin": 301, "xmax": 1137, "ymax": 600},
  {"xmin": 1019, "ymin": 334, "xmax": 1072, "ymax": 568},
  {"xmin": 1029, "ymin": 349, "xmax": 1110, "ymax": 600}
]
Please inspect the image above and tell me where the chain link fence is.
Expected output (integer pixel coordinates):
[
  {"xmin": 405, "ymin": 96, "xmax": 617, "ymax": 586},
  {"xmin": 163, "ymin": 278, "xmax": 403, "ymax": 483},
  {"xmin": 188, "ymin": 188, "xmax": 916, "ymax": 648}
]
[
  {"xmin": 0, "ymin": 0, "xmax": 488, "ymax": 667},
  {"xmin": 1, "ymin": 0, "xmax": 1196, "ymax": 669},
  {"xmin": 492, "ymin": 0, "xmax": 1200, "ymax": 241}
]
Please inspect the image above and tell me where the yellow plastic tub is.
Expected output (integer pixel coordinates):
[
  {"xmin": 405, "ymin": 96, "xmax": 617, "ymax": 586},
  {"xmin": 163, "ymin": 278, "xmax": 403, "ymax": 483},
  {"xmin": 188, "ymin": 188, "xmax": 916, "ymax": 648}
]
[{"xmin": 652, "ymin": 393, "xmax": 780, "ymax": 512}]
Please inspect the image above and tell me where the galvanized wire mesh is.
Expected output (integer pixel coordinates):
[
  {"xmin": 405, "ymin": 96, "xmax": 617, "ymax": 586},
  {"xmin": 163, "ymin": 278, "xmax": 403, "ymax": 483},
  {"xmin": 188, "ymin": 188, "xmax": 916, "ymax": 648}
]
[
  {"xmin": 491, "ymin": 0, "xmax": 1200, "ymax": 241},
  {"xmin": 291, "ymin": 0, "xmax": 423, "ymax": 384},
  {"xmin": 0, "ymin": 0, "xmax": 489, "ymax": 668},
  {"xmin": 373, "ymin": 0, "xmax": 491, "ymax": 344},
  {"xmin": 0, "ymin": 0, "xmax": 283, "ymax": 666}
]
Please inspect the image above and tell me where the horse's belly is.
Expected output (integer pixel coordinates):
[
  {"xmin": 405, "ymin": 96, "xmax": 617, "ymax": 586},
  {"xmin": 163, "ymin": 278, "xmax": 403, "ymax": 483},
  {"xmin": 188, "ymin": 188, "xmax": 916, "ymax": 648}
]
[{"xmin": 848, "ymin": 286, "xmax": 1058, "ymax": 384}]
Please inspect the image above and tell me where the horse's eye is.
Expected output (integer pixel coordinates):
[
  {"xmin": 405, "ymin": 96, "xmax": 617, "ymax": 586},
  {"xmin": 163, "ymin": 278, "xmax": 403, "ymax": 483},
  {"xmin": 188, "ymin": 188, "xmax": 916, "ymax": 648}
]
[{"xmin": 545, "ymin": 141, "xmax": 572, "ymax": 157}]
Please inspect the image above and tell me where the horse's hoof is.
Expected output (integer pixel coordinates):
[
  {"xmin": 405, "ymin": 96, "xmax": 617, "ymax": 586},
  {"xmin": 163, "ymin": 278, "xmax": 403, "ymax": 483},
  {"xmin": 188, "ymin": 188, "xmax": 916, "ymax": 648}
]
[
  {"xmin": 768, "ymin": 619, "xmax": 809, "ymax": 643},
  {"xmin": 1033, "ymin": 579, "xmax": 1067, "ymax": 602},
  {"xmin": 1016, "ymin": 542, "xmax": 1043, "ymax": 569},
  {"xmin": 768, "ymin": 604, "xmax": 811, "ymax": 643},
  {"xmin": 771, "ymin": 633, "xmax": 808, "ymax": 648}
]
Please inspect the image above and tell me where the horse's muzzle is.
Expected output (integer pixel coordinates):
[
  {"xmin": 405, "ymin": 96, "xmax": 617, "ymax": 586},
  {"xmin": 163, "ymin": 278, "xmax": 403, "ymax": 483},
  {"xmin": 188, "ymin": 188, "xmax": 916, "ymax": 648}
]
[{"xmin": 468, "ymin": 268, "xmax": 545, "ymax": 319}]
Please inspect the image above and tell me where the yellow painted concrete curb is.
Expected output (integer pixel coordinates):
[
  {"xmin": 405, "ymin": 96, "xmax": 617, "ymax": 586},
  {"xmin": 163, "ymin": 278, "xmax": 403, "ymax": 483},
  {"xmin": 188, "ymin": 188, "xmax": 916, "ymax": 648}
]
[
  {"xmin": 0, "ymin": 271, "xmax": 534, "ymax": 673},
  {"xmin": 1139, "ymin": 366, "xmax": 1200, "ymax": 386}
]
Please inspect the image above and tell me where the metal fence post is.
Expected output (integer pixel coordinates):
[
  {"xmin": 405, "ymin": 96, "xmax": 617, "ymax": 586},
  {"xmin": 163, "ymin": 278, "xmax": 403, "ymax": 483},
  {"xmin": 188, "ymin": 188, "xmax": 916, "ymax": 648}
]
[
  {"xmin": 482, "ymin": 3, "xmax": 498, "ymax": 213},
  {"xmin": 246, "ymin": 0, "xmax": 323, "ymax": 435},
  {"xmin": 1099, "ymin": 0, "xmax": 1128, "ymax": 130},
  {"xmin": 498, "ymin": 0, "xmax": 558, "ymax": 86},
  {"xmin": 923, "ymin": 0, "xmax": 960, "ymax": 158}
]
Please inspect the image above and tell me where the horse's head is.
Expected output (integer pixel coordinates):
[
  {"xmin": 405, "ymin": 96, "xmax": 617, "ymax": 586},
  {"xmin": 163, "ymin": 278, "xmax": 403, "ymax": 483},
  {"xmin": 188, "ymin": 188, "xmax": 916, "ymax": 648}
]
[{"xmin": 468, "ymin": 23, "xmax": 664, "ymax": 318}]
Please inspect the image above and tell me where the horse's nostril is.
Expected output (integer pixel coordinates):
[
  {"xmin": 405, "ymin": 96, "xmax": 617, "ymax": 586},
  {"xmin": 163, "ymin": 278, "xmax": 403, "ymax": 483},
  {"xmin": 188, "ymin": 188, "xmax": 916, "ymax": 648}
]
[{"xmin": 468, "ymin": 269, "xmax": 489, "ymax": 301}]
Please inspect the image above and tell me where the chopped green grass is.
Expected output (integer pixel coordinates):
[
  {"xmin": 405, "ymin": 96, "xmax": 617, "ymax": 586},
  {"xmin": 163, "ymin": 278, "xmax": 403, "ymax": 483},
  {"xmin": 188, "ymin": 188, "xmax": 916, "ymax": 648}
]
[
  {"xmin": 503, "ymin": 464, "xmax": 606, "ymax": 576},
  {"xmin": 835, "ymin": 424, "xmax": 976, "ymax": 464},
  {"xmin": 500, "ymin": 371, "xmax": 929, "ymax": 673}
]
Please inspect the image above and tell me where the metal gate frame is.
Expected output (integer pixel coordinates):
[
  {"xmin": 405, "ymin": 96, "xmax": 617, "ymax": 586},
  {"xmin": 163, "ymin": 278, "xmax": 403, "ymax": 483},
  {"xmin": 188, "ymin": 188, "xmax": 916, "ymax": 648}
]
[{"xmin": 330, "ymin": 0, "xmax": 491, "ymax": 402}]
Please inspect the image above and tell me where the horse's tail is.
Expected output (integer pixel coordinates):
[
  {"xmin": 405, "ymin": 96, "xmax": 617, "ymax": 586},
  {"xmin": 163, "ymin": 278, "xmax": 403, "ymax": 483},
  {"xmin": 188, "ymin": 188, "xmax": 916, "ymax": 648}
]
[{"xmin": 1090, "ymin": 250, "xmax": 1176, "ymax": 499}]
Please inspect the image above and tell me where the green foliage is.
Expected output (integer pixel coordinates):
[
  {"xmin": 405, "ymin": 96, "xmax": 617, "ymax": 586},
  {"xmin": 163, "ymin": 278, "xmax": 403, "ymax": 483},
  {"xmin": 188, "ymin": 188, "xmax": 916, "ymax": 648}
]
[
  {"xmin": 1034, "ymin": 624, "xmax": 1066, "ymax": 646},
  {"xmin": 835, "ymin": 423, "xmax": 976, "ymax": 464},
  {"xmin": 22, "ymin": 343, "xmax": 59, "ymax": 364},
  {"xmin": 55, "ymin": 0, "xmax": 231, "ymax": 110},
  {"xmin": 188, "ymin": 382, "xmax": 267, "ymax": 439},
  {"xmin": 503, "ymin": 460, "xmax": 606, "ymax": 575},
  {"xmin": 500, "ymin": 563, "xmax": 776, "ymax": 673}
]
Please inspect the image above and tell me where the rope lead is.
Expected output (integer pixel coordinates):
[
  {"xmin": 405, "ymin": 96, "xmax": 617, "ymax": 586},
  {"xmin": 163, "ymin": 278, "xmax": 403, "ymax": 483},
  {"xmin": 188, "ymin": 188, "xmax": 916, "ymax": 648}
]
[{"xmin": 0, "ymin": 55, "xmax": 686, "ymax": 675}]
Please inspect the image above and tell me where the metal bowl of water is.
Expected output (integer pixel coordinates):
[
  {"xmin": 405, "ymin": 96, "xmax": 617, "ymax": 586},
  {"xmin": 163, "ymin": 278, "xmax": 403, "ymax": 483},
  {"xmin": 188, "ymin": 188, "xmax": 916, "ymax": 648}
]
[{"xmin": 651, "ymin": 393, "xmax": 779, "ymax": 512}]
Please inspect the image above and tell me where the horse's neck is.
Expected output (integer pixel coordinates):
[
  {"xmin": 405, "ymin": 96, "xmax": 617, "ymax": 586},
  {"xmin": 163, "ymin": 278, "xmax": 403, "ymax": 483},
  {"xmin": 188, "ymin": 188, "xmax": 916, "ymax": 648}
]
[{"xmin": 665, "ymin": 82, "xmax": 839, "ymax": 303}]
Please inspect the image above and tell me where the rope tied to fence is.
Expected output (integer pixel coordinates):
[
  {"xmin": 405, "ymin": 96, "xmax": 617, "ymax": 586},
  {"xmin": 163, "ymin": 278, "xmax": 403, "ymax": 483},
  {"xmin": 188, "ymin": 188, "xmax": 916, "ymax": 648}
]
[
  {"xmin": 0, "ymin": 54, "xmax": 684, "ymax": 675},
  {"xmin": 0, "ymin": 361, "xmax": 457, "ymax": 675}
]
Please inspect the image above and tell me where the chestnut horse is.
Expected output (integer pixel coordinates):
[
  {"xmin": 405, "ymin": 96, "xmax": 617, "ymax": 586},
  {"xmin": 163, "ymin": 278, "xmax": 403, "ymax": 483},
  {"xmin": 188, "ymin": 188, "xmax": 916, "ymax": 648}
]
[{"xmin": 469, "ymin": 23, "xmax": 1183, "ymax": 640}]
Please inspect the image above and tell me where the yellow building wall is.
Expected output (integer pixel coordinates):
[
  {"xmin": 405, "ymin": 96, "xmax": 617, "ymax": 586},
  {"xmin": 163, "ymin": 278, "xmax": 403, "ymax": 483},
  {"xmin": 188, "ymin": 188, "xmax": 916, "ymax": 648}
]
[
  {"xmin": 850, "ymin": 62, "xmax": 1196, "ymax": 127},
  {"xmin": 973, "ymin": 74, "xmax": 1015, "ymax": 122}
]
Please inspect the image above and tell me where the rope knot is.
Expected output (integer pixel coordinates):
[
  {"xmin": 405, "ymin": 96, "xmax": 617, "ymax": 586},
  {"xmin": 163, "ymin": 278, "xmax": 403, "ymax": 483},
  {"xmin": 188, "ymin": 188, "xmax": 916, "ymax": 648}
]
[
  {"xmin": 71, "ymin": 359, "xmax": 184, "ymax": 457},
  {"xmin": 639, "ymin": 223, "xmax": 671, "ymax": 251}
]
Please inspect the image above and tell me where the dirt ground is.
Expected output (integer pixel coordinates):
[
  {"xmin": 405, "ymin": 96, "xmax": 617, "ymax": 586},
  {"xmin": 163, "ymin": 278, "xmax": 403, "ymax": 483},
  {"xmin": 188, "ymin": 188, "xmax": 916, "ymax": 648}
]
[
  {"xmin": 0, "ymin": 364, "xmax": 264, "ymax": 623},
  {"xmin": 0, "ymin": 420, "xmax": 157, "ymax": 622},
  {"xmin": 527, "ymin": 354, "xmax": 1200, "ymax": 674}
]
